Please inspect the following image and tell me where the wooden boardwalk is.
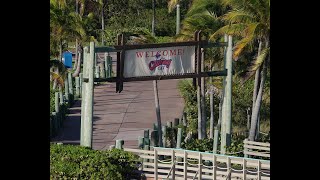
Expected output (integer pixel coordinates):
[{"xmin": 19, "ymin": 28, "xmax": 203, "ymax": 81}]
[{"xmin": 52, "ymin": 79, "xmax": 185, "ymax": 150}]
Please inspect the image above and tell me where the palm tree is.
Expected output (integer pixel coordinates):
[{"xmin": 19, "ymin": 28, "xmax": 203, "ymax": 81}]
[{"xmin": 211, "ymin": 0, "xmax": 270, "ymax": 141}]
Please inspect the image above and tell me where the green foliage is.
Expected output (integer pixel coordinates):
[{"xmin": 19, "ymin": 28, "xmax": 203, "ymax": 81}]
[
  {"xmin": 50, "ymin": 84, "xmax": 58, "ymax": 115},
  {"xmin": 182, "ymin": 138, "xmax": 213, "ymax": 152},
  {"xmin": 50, "ymin": 144, "xmax": 139, "ymax": 180}
]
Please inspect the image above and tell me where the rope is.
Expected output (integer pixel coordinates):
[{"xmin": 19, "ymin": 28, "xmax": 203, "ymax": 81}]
[
  {"xmin": 216, "ymin": 166, "xmax": 228, "ymax": 170},
  {"xmin": 187, "ymin": 162, "xmax": 198, "ymax": 166},
  {"xmin": 246, "ymin": 169, "xmax": 258, "ymax": 174},
  {"xmin": 157, "ymin": 159, "xmax": 172, "ymax": 164},
  {"xmin": 260, "ymin": 171, "xmax": 270, "ymax": 176},
  {"xmin": 176, "ymin": 161, "xmax": 184, "ymax": 165},
  {"xmin": 230, "ymin": 167, "xmax": 243, "ymax": 172},
  {"xmin": 202, "ymin": 164, "xmax": 213, "ymax": 168}
]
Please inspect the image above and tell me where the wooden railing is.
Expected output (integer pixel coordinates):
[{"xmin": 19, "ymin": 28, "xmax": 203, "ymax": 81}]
[
  {"xmin": 124, "ymin": 147, "xmax": 270, "ymax": 180},
  {"xmin": 243, "ymin": 139, "xmax": 270, "ymax": 159}
]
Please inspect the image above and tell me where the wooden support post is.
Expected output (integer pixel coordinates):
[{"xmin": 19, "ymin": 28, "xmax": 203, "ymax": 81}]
[
  {"xmin": 115, "ymin": 139, "xmax": 124, "ymax": 149},
  {"xmin": 153, "ymin": 80, "xmax": 163, "ymax": 147},
  {"xmin": 171, "ymin": 149, "xmax": 175, "ymax": 180},
  {"xmin": 176, "ymin": 128, "xmax": 182, "ymax": 149},
  {"xmin": 220, "ymin": 34, "xmax": 228, "ymax": 154},
  {"xmin": 144, "ymin": 129, "xmax": 149, "ymax": 139},
  {"xmin": 198, "ymin": 152, "xmax": 202, "ymax": 180},
  {"xmin": 143, "ymin": 145, "xmax": 150, "ymax": 169},
  {"xmin": 79, "ymin": 73, "xmax": 83, "ymax": 98},
  {"xmin": 244, "ymin": 138, "xmax": 248, "ymax": 158},
  {"xmin": 151, "ymin": 130, "xmax": 158, "ymax": 147},
  {"xmin": 225, "ymin": 35, "xmax": 233, "ymax": 147},
  {"xmin": 243, "ymin": 158, "xmax": 246, "ymax": 180},
  {"xmin": 144, "ymin": 137, "xmax": 150, "ymax": 147},
  {"xmin": 59, "ymin": 86, "xmax": 64, "ymax": 105},
  {"xmin": 107, "ymin": 55, "xmax": 112, "ymax": 77},
  {"xmin": 138, "ymin": 136, "xmax": 144, "ymax": 149},
  {"xmin": 162, "ymin": 125, "xmax": 166, "ymax": 148},
  {"xmin": 184, "ymin": 151, "xmax": 187, "ymax": 179},
  {"xmin": 200, "ymin": 48, "xmax": 206, "ymax": 139},
  {"xmin": 100, "ymin": 61, "xmax": 106, "ymax": 78},
  {"xmin": 183, "ymin": 112, "xmax": 187, "ymax": 126},
  {"xmin": 257, "ymin": 160, "xmax": 261, "ymax": 180},
  {"xmin": 75, "ymin": 77, "xmax": 80, "ymax": 98},
  {"xmin": 80, "ymin": 42, "xmax": 95, "ymax": 148},
  {"xmin": 64, "ymin": 77, "xmax": 69, "ymax": 102},
  {"xmin": 68, "ymin": 72, "xmax": 73, "ymax": 95},
  {"xmin": 213, "ymin": 126, "xmax": 219, "ymax": 154},
  {"xmin": 167, "ymin": 121, "xmax": 172, "ymax": 128},
  {"xmin": 176, "ymin": 4, "xmax": 180, "ymax": 35},
  {"xmin": 212, "ymin": 155, "xmax": 217, "ymax": 179},
  {"xmin": 154, "ymin": 148, "xmax": 158, "ymax": 180},
  {"xmin": 95, "ymin": 65, "xmax": 100, "ymax": 79},
  {"xmin": 209, "ymin": 87, "xmax": 214, "ymax": 139},
  {"xmin": 154, "ymin": 123, "xmax": 158, "ymax": 131},
  {"xmin": 80, "ymin": 48, "xmax": 88, "ymax": 145},
  {"xmin": 227, "ymin": 157, "xmax": 231, "ymax": 180},
  {"xmin": 55, "ymin": 92, "xmax": 60, "ymax": 113},
  {"xmin": 52, "ymin": 112, "xmax": 57, "ymax": 135},
  {"xmin": 173, "ymin": 118, "xmax": 179, "ymax": 127}
]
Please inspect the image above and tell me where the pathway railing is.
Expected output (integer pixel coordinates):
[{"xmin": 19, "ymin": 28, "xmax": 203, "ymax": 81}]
[{"xmin": 124, "ymin": 147, "xmax": 270, "ymax": 180}]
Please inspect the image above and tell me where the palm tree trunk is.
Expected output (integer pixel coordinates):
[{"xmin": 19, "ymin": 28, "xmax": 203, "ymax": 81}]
[
  {"xmin": 252, "ymin": 41, "xmax": 262, "ymax": 109},
  {"xmin": 248, "ymin": 56, "xmax": 268, "ymax": 141},
  {"xmin": 152, "ymin": 0, "xmax": 156, "ymax": 36},
  {"xmin": 59, "ymin": 39, "xmax": 63, "ymax": 62},
  {"xmin": 74, "ymin": 39, "xmax": 78, "ymax": 70},
  {"xmin": 153, "ymin": 80, "xmax": 163, "ymax": 147}
]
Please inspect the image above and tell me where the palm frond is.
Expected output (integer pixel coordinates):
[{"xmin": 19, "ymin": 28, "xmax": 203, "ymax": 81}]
[
  {"xmin": 168, "ymin": 0, "xmax": 180, "ymax": 13},
  {"xmin": 249, "ymin": 47, "xmax": 269, "ymax": 72},
  {"xmin": 50, "ymin": 72, "xmax": 65, "ymax": 88}
]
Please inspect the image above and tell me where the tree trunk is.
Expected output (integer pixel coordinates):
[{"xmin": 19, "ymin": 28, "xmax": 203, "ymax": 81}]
[
  {"xmin": 248, "ymin": 55, "xmax": 268, "ymax": 141},
  {"xmin": 197, "ymin": 81, "xmax": 202, "ymax": 139},
  {"xmin": 153, "ymin": 80, "xmax": 163, "ymax": 147},
  {"xmin": 252, "ymin": 41, "xmax": 262, "ymax": 111},
  {"xmin": 74, "ymin": 39, "xmax": 78, "ymax": 70},
  {"xmin": 53, "ymin": 67, "xmax": 59, "ymax": 90},
  {"xmin": 59, "ymin": 39, "xmax": 63, "ymax": 62},
  {"xmin": 101, "ymin": 1, "xmax": 105, "ymax": 45},
  {"xmin": 152, "ymin": 0, "xmax": 156, "ymax": 36}
]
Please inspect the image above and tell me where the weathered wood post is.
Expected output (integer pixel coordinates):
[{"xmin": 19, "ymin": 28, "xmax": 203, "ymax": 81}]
[
  {"xmin": 80, "ymin": 48, "xmax": 88, "ymax": 145},
  {"xmin": 138, "ymin": 136, "xmax": 144, "ymax": 149},
  {"xmin": 105, "ymin": 54, "xmax": 112, "ymax": 78},
  {"xmin": 209, "ymin": 86, "xmax": 214, "ymax": 139},
  {"xmin": 176, "ymin": 128, "xmax": 182, "ymax": 149},
  {"xmin": 80, "ymin": 42, "xmax": 95, "ymax": 148},
  {"xmin": 213, "ymin": 125, "xmax": 220, "ymax": 154},
  {"xmin": 64, "ymin": 77, "xmax": 69, "ymax": 102},
  {"xmin": 95, "ymin": 65, "xmax": 100, "ymax": 79},
  {"xmin": 79, "ymin": 73, "xmax": 83, "ymax": 97},
  {"xmin": 75, "ymin": 77, "xmax": 80, "ymax": 98},
  {"xmin": 55, "ymin": 92, "xmax": 60, "ymax": 129},
  {"xmin": 115, "ymin": 139, "xmax": 124, "ymax": 149},
  {"xmin": 176, "ymin": 4, "xmax": 180, "ymax": 35},
  {"xmin": 100, "ymin": 61, "xmax": 106, "ymax": 78},
  {"xmin": 109, "ymin": 145, "xmax": 115, "ymax": 150},
  {"xmin": 59, "ymin": 86, "xmax": 64, "ymax": 105},
  {"xmin": 162, "ymin": 125, "xmax": 166, "ymax": 148},
  {"xmin": 200, "ymin": 47, "xmax": 207, "ymax": 139},
  {"xmin": 182, "ymin": 112, "xmax": 187, "ymax": 126},
  {"xmin": 153, "ymin": 80, "xmax": 163, "ymax": 147},
  {"xmin": 167, "ymin": 121, "xmax": 172, "ymax": 128},
  {"xmin": 220, "ymin": 34, "xmax": 228, "ymax": 154},
  {"xmin": 144, "ymin": 129, "xmax": 150, "ymax": 147},
  {"xmin": 173, "ymin": 118, "xmax": 179, "ymax": 127},
  {"xmin": 225, "ymin": 35, "xmax": 233, "ymax": 147},
  {"xmin": 151, "ymin": 130, "xmax": 158, "ymax": 147},
  {"xmin": 68, "ymin": 72, "xmax": 73, "ymax": 96}
]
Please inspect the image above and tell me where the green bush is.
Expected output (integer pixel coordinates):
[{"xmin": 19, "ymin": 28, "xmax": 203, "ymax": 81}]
[
  {"xmin": 50, "ymin": 144, "xmax": 139, "ymax": 180},
  {"xmin": 182, "ymin": 138, "xmax": 213, "ymax": 152}
]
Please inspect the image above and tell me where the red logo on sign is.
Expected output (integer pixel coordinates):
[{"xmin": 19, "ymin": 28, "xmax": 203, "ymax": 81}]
[{"xmin": 149, "ymin": 52, "xmax": 172, "ymax": 71}]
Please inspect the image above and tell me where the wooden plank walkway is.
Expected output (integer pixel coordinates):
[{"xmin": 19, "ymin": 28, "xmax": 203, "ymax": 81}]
[{"xmin": 52, "ymin": 79, "xmax": 185, "ymax": 150}]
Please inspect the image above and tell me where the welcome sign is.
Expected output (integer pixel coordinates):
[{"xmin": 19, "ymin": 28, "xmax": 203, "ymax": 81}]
[{"xmin": 123, "ymin": 46, "xmax": 196, "ymax": 78}]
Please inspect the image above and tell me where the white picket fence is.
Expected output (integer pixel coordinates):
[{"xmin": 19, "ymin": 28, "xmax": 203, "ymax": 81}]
[{"xmin": 124, "ymin": 147, "xmax": 270, "ymax": 180}]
